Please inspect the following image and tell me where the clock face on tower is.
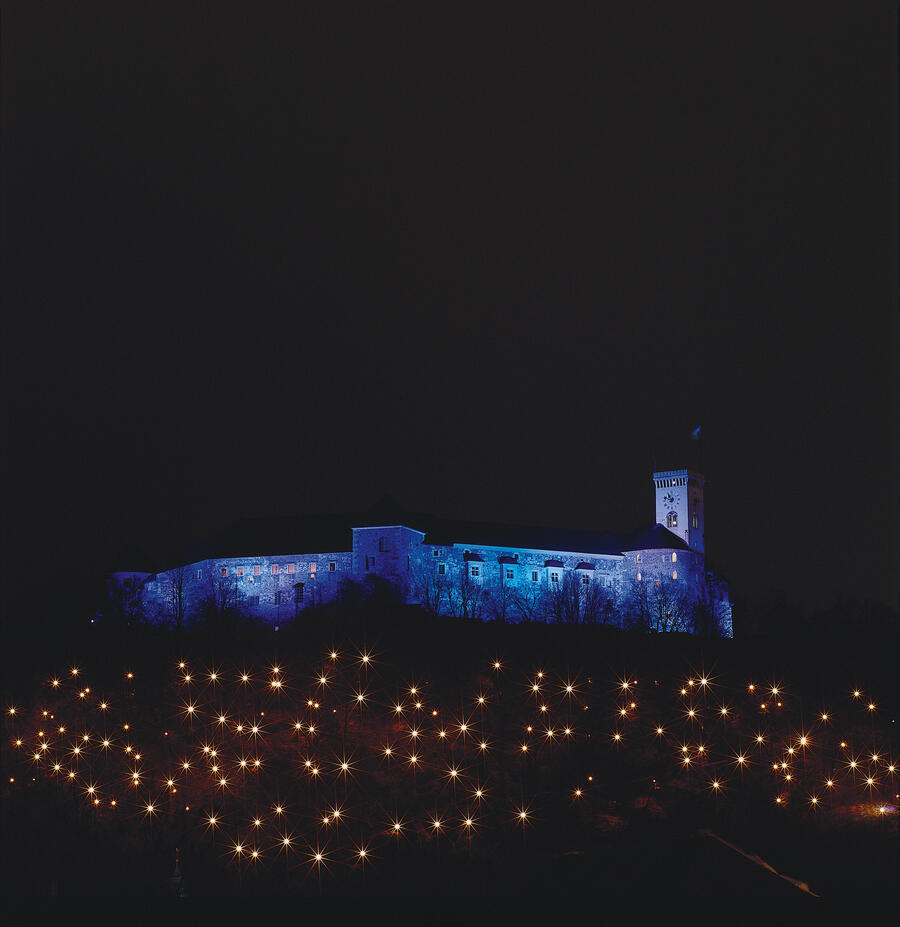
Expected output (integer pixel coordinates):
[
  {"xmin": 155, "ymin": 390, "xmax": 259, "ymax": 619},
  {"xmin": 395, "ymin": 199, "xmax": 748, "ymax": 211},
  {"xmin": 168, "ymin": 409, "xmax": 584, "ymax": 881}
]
[{"xmin": 663, "ymin": 491, "xmax": 680, "ymax": 507}]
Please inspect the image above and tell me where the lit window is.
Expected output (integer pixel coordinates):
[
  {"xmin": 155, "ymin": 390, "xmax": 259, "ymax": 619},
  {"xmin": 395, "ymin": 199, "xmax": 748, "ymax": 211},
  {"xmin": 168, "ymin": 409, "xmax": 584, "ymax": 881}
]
[
  {"xmin": 667, "ymin": 512, "xmax": 678, "ymax": 528},
  {"xmin": 672, "ymin": 570, "xmax": 678, "ymax": 580},
  {"xmin": 272, "ymin": 564, "xmax": 278, "ymax": 574},
  {"xmin": 636, "ymin": 554, "xmax": 642, "ymax": 563},
  {"xmin": 470, "ymin": 566, "xmax": 480, "ymax": 578},
  {"xmin": 531, "ymin": 571, "xmax": 538, "ymax": 582},
  {"xmin": 238, "ymin": 567, "xmax": 244, "ymax": 576},
  {"xmin": 671, "ymin": 553, "xmax": 677, "ymax": 563},
  {"xmin": 310, "ymin": 563, "xmax": 317, "ymax": 575},
  {"xmin": 654, "ymin": 580, "xmax": 660, "ymax": 587},
  {"xmin": 254, "ymin": 566, "xmax": 261, "ymax": 576},
  {"xmin": 221, "ymin": 568, "xmax": 227, "ymax": 577},
  {"xmin": 288, "ymin": 563, "xmax": 294, "ymax": 574},
  {"xmin": 692, "ymin": 515, "xmax": 698, "ymax": 529},
  {"xmin": 438, "ymin": 563, "xmax": 445, "ymax": 575},
  {"xmin": 329, "ymin": 562, "xmax": 336, "ymax": 572},
  {"xmin": 637, "ymin": 572, "xmax": 642, "ymax": 581}
]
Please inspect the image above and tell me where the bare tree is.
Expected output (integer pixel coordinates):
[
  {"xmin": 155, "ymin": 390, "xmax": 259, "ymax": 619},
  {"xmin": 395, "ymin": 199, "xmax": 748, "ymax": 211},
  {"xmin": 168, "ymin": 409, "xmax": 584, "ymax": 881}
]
[
  {"xmin": 487, "ymin": 569, "xmax": 519, "ymax": 622},
  {"xmin": 408, "ymin": 560, "xmax": 448, "ymax": 615},
  {"xmin": 513, "ymin": 579, "xmax": 546, "ymax": 623},
  {"xmin": 165, "ymin": 566, "xmax": 188, "ymax": 631},
  {"xmin": 108, "ymin": 575, "xmax": 147, "ymax": 627},
  {"xmin": 579, "ymin": 574, "xmax": 612, "ymax": 625},
  {"xmin": 647, "ymin": 579, "xmax": 693, "ymax": 633},
  {"xmin": 691, "ymin": 574, "xmax": 732, "ymax": 637},
  {"xmin": 199, "ymin": 567, "xmax": 244, "ymax": 625},
  {"xmin": 457, "ymin": 566, "xmax": 486, "ymax": 619}
]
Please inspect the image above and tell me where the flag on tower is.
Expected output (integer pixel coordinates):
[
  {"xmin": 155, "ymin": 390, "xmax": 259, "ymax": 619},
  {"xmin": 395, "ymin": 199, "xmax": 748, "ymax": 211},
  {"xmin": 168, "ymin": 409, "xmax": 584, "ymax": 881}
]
[{"xmin": 690, "ymin": 425, "xmax": 702, "ymax": 441}]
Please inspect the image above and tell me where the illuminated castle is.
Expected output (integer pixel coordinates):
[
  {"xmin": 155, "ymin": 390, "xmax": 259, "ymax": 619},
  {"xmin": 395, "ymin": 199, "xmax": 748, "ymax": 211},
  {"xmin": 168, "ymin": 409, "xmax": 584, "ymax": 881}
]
[{"xmin": 111, "ymin": 467, "xmax": 732, "ymax": 636}]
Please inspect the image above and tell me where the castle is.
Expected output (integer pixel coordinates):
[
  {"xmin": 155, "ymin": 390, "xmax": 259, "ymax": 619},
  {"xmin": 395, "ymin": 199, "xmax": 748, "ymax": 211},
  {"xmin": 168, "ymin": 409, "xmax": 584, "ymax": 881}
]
[{"xmin": 110, "ymin": 467, "xmax": 732, "ymax": 636}]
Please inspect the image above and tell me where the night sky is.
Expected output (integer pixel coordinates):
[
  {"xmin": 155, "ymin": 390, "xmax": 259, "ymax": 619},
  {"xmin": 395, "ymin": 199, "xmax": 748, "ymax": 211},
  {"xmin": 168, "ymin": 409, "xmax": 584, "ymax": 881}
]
[{"xmin": 3, "ymin": 1, "xmax": 898, "ymax": 628}]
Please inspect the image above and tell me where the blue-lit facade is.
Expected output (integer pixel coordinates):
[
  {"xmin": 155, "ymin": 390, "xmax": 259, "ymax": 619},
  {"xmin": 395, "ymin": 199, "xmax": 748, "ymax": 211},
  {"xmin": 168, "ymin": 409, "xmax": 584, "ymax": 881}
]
[{"xmin": 115, "ymin": 468, "xmax": 732, "ymax": 636}]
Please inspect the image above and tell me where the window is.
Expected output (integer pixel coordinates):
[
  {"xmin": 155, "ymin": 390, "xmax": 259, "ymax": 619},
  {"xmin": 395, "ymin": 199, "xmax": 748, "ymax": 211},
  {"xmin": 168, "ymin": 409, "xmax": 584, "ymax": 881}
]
[
  {"xmin": 470, "ymin": 565, "xmax": 480, "ymax": 577},
  {"xmin": 692, "ymin": 514, "xmax": 698, "ymax": 529},
  {"xmin": 438, "ymin": 563, "xmax": 446, "ymax": 575},
  {"xmin": 221, "ymin": 567, "xmax": 227, "ymax": 577},
  {"xmin": 238, "ymin": 567, "xmax": 244, "ymax": 577},
  {"xmin": 671, "ymin": 552, "xmax": 677, "ymax": 563},
  {"xmin": 667, "ymin": 512, "xmax": 678, "ymax": 528},
  {"xmin": 329, "ymin": 561, "xmax": 336, "ymax": 572},
  {"xmin": 505, "ymin": 569, "xmax": 514, "ymax": 580},
  {"xmin": 654, "ymin": 580, "xmax": 660, "ymax": 587},
  {"xmin": 248, "ymin": 595, "xmax": 260, "ymax": 607},
  {"xmin": 531, "ymin": 571, "xmax": 538, "ymax": 582},
  {"xmin": 378, "ymin": 537, "xmax": 386, "ymax": 552},
  {"xmin": 196, "ymin": 570, "xmax": 202, "ymax": 580},
  {"xmin": 309, "ymin": 563, "xmax": 317, "ymax": 575},
  {"xmin": 254, "ymin": 565, "xmax": 261, "ymax": 576},
  {"xmin": 365, "ymin": 556, "xmax": 370, "ymax": 571},
  {"xmin": 637, "ymin": 572, "xmax": 642, "ymax": 581},
  {"xmin": 272, "ymin": 564, "xmax": 278, "ymax": 574},
  {"xmin": 672, "ymin": 570, "xmax": 678, "ymax": 580},
  {"xmin": 274, "ymin": 591, "xmax": 282, "ymax": 605},
  {"xmin": 433, "ymin": 549, "xmax": 440, "ymax": 557},
  {"xmin": 288, "ymin": 563, "xmax": 295, "ymax": 574},
  {"xmin": 636, "ymin": 553, "xmax": 642, "ymax": 563},
  {"xmin": 581, "ymin": 574, "xmax": 590, "ymax": 585},
  {"xmin": 550, "ymin": 571, "xmax": 559, "ymax": 583},
  {"xmin": 294, "ymin": 584, "xmax": 304, "ymax": 603}
]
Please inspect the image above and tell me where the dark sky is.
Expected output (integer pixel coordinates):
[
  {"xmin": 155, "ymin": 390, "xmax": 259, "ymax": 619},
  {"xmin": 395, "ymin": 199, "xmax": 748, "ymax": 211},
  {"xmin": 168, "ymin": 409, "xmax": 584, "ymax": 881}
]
[{"xmin": 3, "ymin": 1, "xmax": 898, "ymax": 622}]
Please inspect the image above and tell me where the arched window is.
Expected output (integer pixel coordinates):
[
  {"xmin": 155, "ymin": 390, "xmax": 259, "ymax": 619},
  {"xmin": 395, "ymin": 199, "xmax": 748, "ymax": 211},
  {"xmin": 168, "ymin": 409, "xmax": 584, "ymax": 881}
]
[
  {"xmin": 671, "ymin": 552, "xmax": 677, "ymax": 563},
  {"xmin": 667, "ymin": 512, "xmax": 678, "ymax": 528},
  {"xmin": 672, "ymin": 570, "xmax": 678, "ymax": 580}
]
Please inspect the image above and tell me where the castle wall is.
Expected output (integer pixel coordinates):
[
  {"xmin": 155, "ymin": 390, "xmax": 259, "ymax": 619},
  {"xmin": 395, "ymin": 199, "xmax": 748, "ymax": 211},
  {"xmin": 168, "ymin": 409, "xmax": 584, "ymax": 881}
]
[
  {"xmin": 127, "ymin": 469, "xmax": 730, "ymax": 635},
  {"xmin": 143, "ymin": 551, "xmax": 352, "ymax": 625}
]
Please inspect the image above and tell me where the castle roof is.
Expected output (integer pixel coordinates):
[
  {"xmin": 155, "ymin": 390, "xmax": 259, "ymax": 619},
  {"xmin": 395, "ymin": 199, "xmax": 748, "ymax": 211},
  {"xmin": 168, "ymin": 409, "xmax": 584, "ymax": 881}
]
[
  {"xmin": 142, "ymin": 505, "xmax": 692, "ymax": 574},
  {"xmin": 419, "ymin": 516, "xmax": 629, "ymax": 556},
  {"xmin": 622, "ymin": 524, "xmax": 692, "ymax": 552}
]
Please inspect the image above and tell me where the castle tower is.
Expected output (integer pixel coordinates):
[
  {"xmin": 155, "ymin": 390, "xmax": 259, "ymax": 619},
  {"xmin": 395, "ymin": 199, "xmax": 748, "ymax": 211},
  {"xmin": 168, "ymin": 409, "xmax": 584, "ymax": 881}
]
[{"xmin": 653, "ymin": 468, "xmax": 704, "ymax": 554}]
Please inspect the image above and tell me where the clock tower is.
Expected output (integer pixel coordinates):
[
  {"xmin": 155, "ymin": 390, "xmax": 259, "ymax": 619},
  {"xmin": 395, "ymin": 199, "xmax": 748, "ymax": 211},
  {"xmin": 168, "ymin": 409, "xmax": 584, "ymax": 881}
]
[{"xmin": 653, "ymin": 468, "xmax": 705, "ymax": 554}]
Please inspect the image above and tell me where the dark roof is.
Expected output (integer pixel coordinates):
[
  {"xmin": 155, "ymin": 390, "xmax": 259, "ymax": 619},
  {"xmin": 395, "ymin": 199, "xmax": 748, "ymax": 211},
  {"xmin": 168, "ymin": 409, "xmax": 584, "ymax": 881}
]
[
  {"xmin": 574, "ymin": 561, "xmax": 595, "ymax": 570},
  {"xmin": 544, "ymin": 558, "xmax": 565, "ymax": 568},
  {"xmin": 420, "ymin": 515, "xmax": 631, "ymax": 556},
  {"xmin": 463, "ymin": 551, "xmax": 485, "ymax": 562},
  {"xmin": 497, "ymin": 554, "xmax": 519, "ymax": 564},
  {"xmin": 147, "ymin": 504, "xmax": 691, "ymax": 574},
  {"xmin": 621, "ymin": 524, "xmax": 691, "ymax": 552}
]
